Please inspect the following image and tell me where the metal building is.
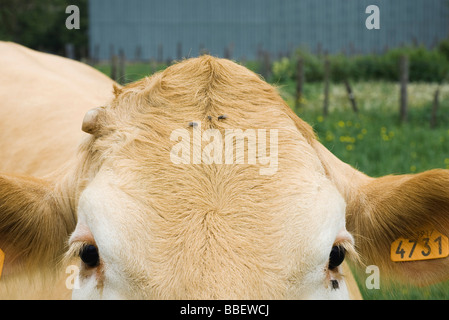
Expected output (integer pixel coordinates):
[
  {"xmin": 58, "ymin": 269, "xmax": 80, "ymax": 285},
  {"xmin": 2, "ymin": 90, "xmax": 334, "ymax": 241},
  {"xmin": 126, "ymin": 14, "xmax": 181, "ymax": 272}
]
[{"xmin": 88, "ymin": 0, "xmax": 449, "ymax": 61}]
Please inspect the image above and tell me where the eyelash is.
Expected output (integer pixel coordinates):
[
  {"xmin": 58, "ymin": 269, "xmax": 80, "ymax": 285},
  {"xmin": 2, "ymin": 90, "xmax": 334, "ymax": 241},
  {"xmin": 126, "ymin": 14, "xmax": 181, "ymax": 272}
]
[
  {"xmin": 326, "ymin": 240, "xmax": 358, "ymax": 290},
  {"xmin": 65, "ymin": 241, "xmax": 100, "ymax": 267}
]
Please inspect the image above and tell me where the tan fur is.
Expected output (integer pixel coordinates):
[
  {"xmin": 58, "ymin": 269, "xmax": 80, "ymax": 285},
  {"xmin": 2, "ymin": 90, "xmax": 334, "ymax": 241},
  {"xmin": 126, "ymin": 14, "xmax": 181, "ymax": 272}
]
[
  {"xmin": 0, "ymin": 42, "xmax": 114, "ymax": 299},
  {"xmin": 1, "ymin": 44, "xmax": 449, "ymax": 299},
  {"xmin": 70, "ymin": 56, "xmax": 335, "ymax": 299},
  {"xmin": 0, "ymin": 41, "xmax": 115, "ymax": 177}
]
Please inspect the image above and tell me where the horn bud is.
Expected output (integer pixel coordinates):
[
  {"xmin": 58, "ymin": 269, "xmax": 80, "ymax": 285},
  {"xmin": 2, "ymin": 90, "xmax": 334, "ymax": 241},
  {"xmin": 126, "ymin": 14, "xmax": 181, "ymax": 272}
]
[{"xmin": 82, "ymin": 107, "xmax": 103, "ymax": 135}]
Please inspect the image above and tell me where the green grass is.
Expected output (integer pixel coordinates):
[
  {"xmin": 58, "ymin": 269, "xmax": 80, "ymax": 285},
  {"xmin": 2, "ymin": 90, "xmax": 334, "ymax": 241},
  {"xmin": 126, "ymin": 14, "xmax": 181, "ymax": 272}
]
[
  {"xmin": 278, "ymin": 80, "xmax": 449, "ymax": 177},
  {"xmin": 95, "ymin": 62, "xmax": 169, "ymax": 84},
  {"xmin": 351, "ymin": 264, "xmax": 449, "ymax": 299},
  {"xmin": 95, "ymin": 62, "xmax": 449, "ymax": 299}
]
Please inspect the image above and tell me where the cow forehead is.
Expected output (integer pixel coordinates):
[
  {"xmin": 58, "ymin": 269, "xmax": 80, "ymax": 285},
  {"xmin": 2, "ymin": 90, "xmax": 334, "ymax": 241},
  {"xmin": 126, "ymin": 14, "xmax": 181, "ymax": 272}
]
[
  {"xmin": 76, "ymin": 137, "xmax": 347, "ymax": 298},
  {"xmin": 73, "ymin": 56, "xmax": 348, "ymax": 297}
]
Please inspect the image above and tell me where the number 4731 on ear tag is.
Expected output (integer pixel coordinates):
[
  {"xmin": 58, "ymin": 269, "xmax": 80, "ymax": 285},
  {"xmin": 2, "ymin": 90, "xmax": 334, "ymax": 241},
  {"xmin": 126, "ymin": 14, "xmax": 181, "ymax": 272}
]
[
  {"xmin": 391, "ymin": 230, "xmax": 449, "ymax": 262},
  {"xmin": 0, "ymin": 249, "xmax": 4, "ymax": 280}
]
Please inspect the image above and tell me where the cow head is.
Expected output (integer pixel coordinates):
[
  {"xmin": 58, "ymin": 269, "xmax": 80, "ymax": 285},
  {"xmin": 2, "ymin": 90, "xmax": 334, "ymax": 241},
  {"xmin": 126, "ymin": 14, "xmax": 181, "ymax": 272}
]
[{"xmin": 1, "ymin": 56, "xmax": 449, "ymax": 299}]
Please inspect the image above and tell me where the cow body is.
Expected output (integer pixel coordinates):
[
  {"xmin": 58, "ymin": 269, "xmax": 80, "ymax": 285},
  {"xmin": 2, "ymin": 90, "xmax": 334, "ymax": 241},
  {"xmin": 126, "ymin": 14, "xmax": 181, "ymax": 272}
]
[
  {"xmin": 0, "ymin": 42, "xmax": 114, "ymax": 299},
  {"xmin": 0, "ymin": 42, "xmax": 115, "ymax": 176},
  {"xmin": 1, "ymin": 42, "xmax": 449, "ymax": 299}
]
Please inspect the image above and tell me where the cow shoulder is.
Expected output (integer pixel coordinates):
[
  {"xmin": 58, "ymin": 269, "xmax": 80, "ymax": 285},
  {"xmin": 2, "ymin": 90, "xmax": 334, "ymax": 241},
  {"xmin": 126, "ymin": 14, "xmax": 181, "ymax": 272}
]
[{"xmin": 0, "ymin": 41, "xmax": 115, "ymax": 176}]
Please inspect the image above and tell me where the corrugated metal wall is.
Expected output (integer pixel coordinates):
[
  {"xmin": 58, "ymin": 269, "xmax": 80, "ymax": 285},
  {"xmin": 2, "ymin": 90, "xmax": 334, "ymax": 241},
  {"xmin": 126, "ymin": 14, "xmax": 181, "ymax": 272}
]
[{"xmin": 89, "ymin": 0, "xmax": 449, "ymax": 61}]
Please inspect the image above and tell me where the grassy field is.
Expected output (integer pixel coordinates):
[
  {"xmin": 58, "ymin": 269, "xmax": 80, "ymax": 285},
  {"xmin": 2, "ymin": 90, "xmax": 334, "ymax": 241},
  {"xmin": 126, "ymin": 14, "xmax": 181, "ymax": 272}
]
[
  {"xmin": 279, "ymin": 80, "xmax": 449, "ymax": 177},
  {"xmin": 95, "ymin": 62, "xmax": 169, "ymax": 84},
  {"xmin": 95, "ymin": 62, "xmax": 449, "ymax": 299}
]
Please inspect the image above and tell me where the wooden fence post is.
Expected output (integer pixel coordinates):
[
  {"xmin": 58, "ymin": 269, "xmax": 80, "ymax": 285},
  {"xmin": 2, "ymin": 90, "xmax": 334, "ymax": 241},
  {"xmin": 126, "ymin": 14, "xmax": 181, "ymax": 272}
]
[
  {"xmin": 118, "ymin": 49, "xmax": 126, "ymax": 85},
  {"xmin": 149, "ymin": 58, "xmax": 157, "ymax": 75},
  {"xmin": 110, "ymin": 54, "xmax": 118, "ymax": 81},
  {"xmin": 199, "ymin": 44, "xmax": 209, "ymax": 56},
  {"xmin": 65, "ymin": 43, "xmax": 75, "ymax": 60},
  {"xmin": 295, "ymin": 56, "xmax": 304, "ymax": 110},
  {"xmin": 157, "ymin": 44, "xmax": 163, "ymax": 63},
  {"xmin": 399, "ymin": 55, "xmax": 409, "ymax": 123},
  {"xmin": 93, "ymin": 44, "xmax": 100, "ymax": 65},
  {"xmin": 323, "ymin": 55, "xmax": 330, "ymax": 117},
  {"xmin": 224, "ymin": 46, "xmax": 231, "ymax": 59},
  {"xmin": 344, "ymin": 79, "xmax": 358, "ymax": 113},
  {"xmin": 261, "ymin": 51, "xmax": 271, "ymax": 80},
  {"xmin": 177, "ymin": 42, "xmax": 183, "ymax": 61},
  {"xmin": 430, "ymin": 85, "xmax": 441, "ymax": 129}
]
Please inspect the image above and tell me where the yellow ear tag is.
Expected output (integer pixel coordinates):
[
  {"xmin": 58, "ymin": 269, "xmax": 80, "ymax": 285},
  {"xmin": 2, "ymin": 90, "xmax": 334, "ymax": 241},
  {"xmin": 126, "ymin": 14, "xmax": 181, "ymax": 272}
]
[
  {"xmin": 391, "ymin": 230, "xmax": 449, "ymax": 262},
  {"xmin": 0, "ymin": 249, "xmax": 4, "ymax": 280}
]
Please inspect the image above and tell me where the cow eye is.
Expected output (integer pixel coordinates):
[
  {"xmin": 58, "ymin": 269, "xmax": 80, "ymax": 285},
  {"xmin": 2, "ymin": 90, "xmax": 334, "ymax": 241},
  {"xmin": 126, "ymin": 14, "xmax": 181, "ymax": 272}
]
[
  {"xmin": 328, "ymin": 245, "xmax": 346, "ymax": 270},
  {"xmin": 80, "ymin": 244, "xmax": 100, "ymax": 268}
]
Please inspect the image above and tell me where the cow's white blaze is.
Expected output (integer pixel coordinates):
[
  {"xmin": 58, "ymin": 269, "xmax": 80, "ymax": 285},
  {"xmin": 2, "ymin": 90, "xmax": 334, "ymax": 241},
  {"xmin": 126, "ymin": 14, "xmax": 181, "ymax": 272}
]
[
  {"xmin": 68, "ymin": 164, "xmax": 354, "ymax": 299},
  {"xmin": 70, "ymin": 169, "xmax": 154, "ymax": 299}
]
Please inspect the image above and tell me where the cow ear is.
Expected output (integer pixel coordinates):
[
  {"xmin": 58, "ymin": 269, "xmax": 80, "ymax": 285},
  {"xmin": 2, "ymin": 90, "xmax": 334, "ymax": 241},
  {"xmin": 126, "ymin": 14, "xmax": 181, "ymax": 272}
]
[
  {"xmin": 312, "ymin": 141, "xmax": 449, "ymax": 286},
  {"xmin": 346, "ymin": 169, "xmax": 449, "ymax": 286},
  {"xmin": 113, "ymin": 83, "xmax": 123, "ymax": 97},
  {"xmin": 0, "ymin": 173, "xmax": 75, "ymax": 278}
]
